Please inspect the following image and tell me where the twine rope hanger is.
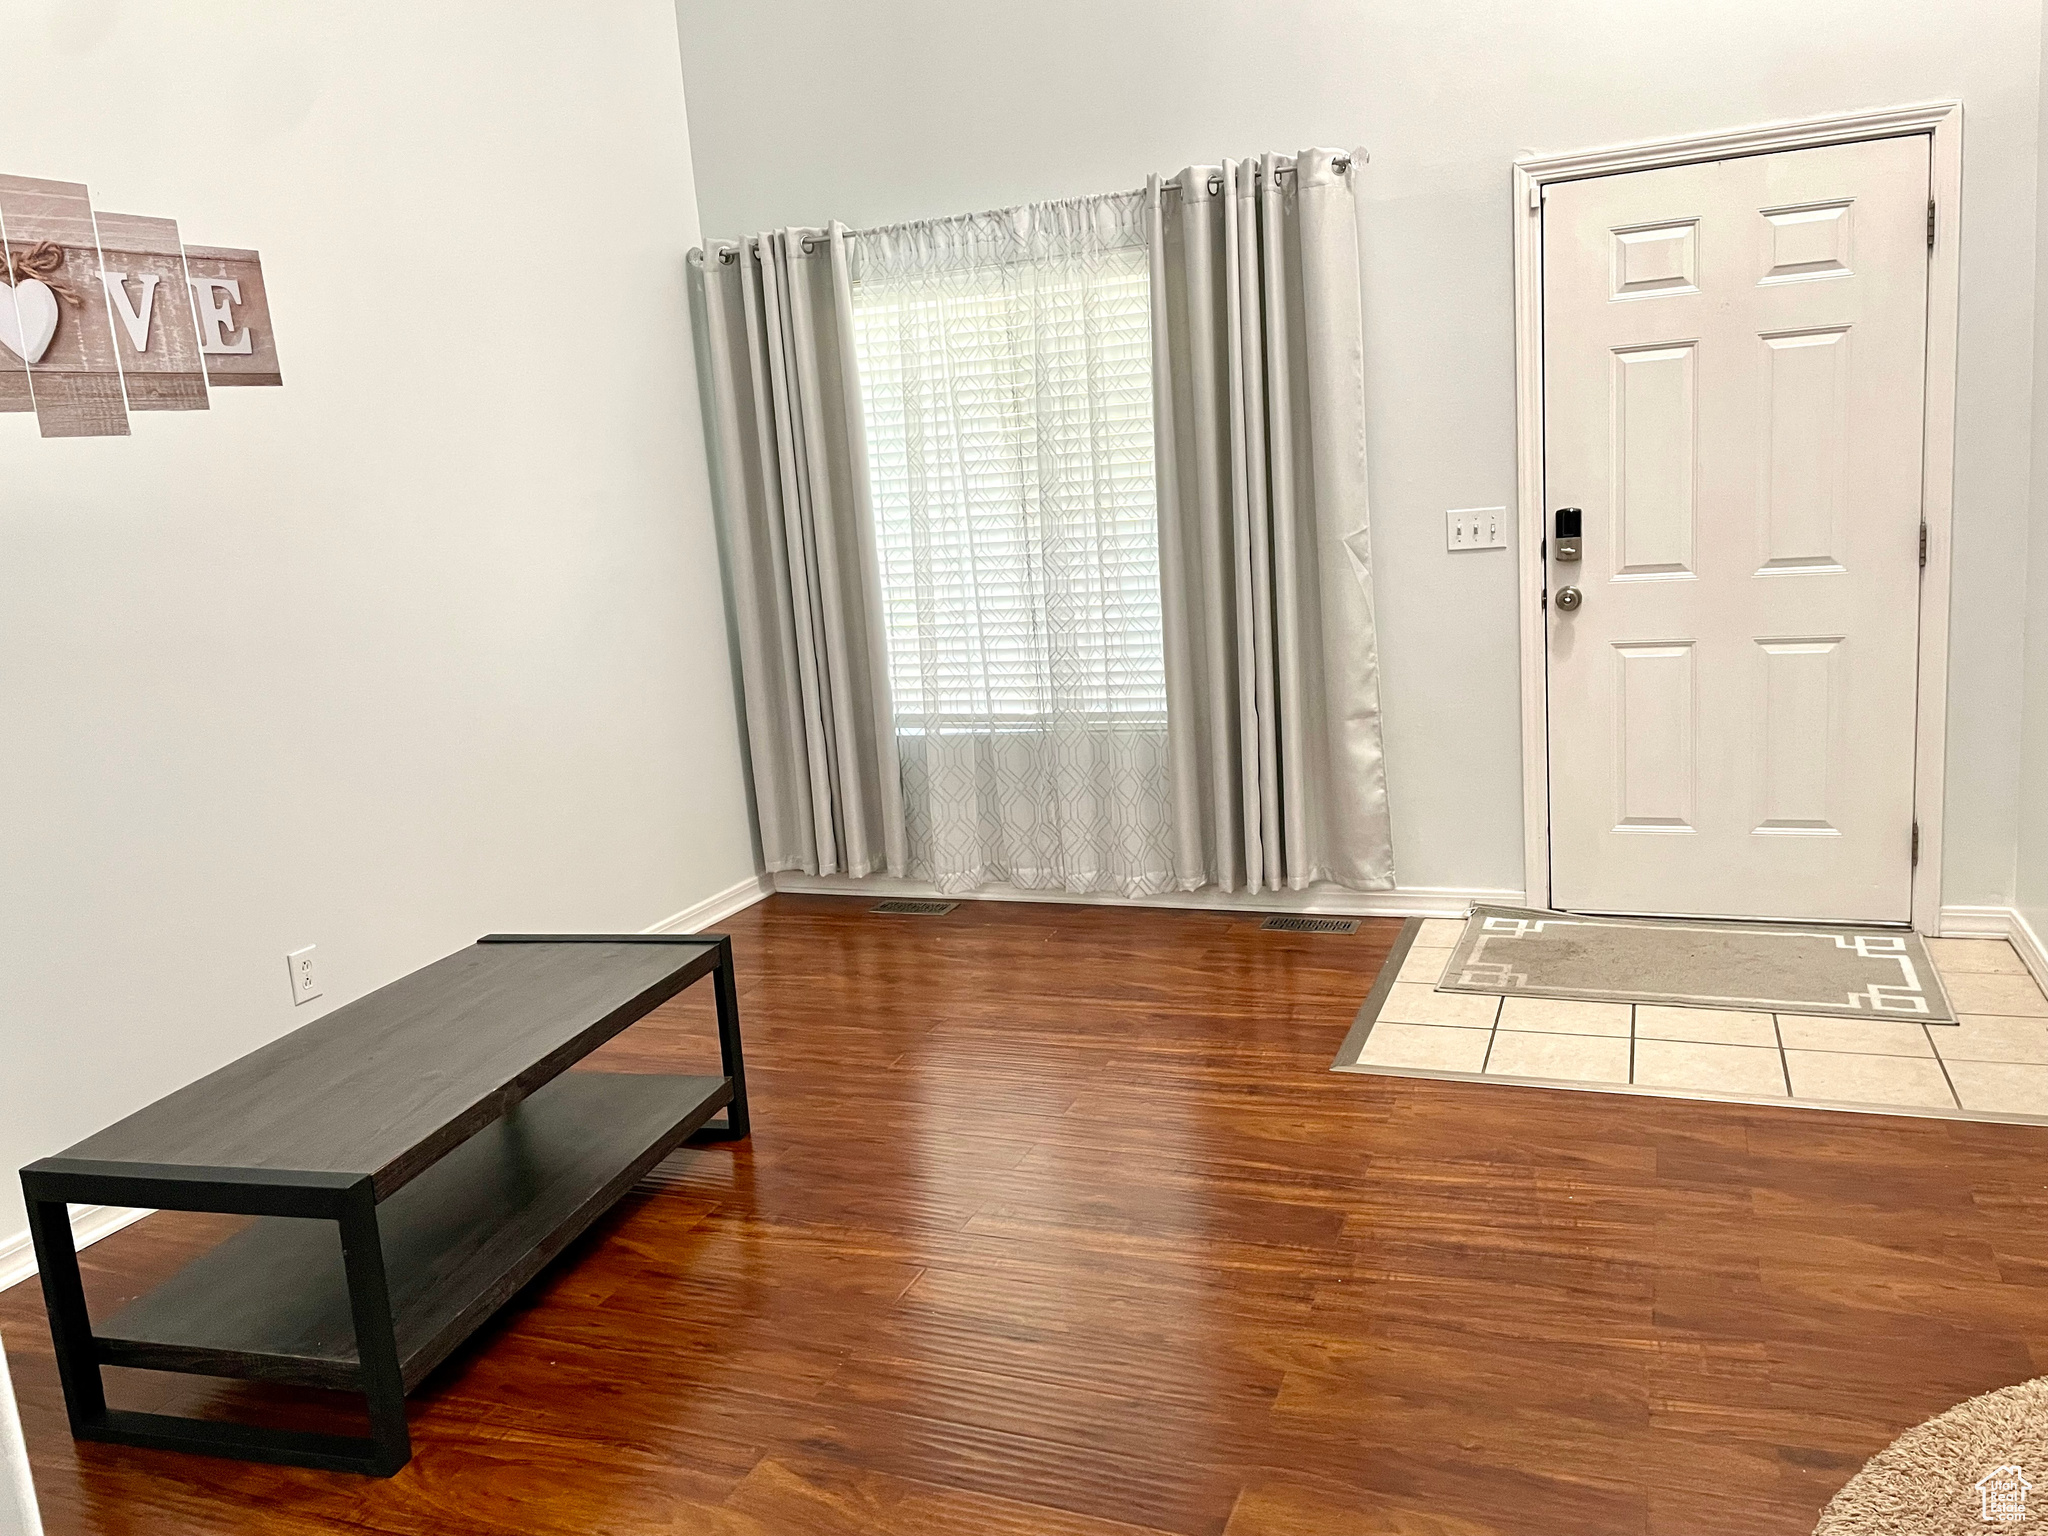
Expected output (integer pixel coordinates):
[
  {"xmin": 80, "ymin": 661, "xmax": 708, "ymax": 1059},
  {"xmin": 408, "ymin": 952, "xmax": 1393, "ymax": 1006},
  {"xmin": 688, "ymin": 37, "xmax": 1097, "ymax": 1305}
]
[{"xmin": 0, "ymin": 241, "xmax": 85, "ymax": 307}]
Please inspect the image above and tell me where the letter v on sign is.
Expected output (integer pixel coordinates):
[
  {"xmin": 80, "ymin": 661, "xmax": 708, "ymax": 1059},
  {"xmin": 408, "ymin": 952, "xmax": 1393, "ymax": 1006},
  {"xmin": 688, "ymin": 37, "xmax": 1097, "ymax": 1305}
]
[
  {"xmin": 91, "ymin": 210, "xmax": 210, "ymax": 412},
  {"xmin": 100, "ymin": 270, "xmax": 161, "ymax": 351}
]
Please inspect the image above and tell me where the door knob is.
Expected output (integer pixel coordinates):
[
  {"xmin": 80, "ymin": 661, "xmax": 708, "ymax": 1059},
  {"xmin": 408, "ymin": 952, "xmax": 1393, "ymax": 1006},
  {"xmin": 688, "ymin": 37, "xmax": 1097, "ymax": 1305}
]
[{"xmin": 1555, "ymin": 585, "xmax": 1582, "ymax": 611}]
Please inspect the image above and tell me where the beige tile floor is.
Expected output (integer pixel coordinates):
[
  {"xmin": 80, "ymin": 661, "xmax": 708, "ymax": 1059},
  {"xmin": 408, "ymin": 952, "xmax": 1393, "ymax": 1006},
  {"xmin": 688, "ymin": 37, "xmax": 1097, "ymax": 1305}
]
[{"xmin": 1344, "ymin": 930, "xmax": 2048, "ymax": 1121}]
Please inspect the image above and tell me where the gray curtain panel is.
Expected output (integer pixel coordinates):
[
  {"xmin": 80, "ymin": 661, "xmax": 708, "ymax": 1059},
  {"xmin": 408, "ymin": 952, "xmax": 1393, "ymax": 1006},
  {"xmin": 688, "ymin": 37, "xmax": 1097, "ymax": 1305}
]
[
  {"xmin": 1147, "ymin": 149, "xmax": 1396, "ymax": 893},
  {"xmin": 692, "ymin": 225, "xmax": 906, "ymax": 878}
]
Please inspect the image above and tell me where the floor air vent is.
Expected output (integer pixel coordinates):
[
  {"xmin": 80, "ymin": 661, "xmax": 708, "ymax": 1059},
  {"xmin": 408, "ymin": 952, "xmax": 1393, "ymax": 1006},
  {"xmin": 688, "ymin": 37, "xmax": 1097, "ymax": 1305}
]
[
  {"xmin": 871, "ymin": 899, "xmax": 958, "ymax": 916},
  {"xmin": 1261, "ymin": 915, "xmax": 1359, "ymax": 934}
]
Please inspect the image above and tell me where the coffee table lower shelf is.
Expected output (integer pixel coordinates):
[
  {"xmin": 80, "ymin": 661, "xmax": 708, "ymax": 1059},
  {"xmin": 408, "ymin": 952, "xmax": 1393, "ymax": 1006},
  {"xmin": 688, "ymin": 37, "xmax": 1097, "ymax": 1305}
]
[{"xmin": 97, "ymin": 1070, "xmax": 729, "ymax": 1392}]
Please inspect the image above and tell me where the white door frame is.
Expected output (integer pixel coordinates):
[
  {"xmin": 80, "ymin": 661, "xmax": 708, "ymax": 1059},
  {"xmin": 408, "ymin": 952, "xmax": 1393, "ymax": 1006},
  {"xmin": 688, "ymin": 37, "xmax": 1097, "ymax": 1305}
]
[{"xmin": 1512, "ymin": 101, "xmax": 1963, "ymax": 931}]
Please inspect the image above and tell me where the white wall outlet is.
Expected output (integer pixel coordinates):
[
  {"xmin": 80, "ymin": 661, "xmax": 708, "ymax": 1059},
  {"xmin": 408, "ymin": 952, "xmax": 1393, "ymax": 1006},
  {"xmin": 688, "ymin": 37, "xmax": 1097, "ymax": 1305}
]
[
  {"xmin": 286, "ymin": 945, "xmax": 322, "ymax": 1005},
  {"xmin": 1446, "ymin": 506, "xmax": 1508, "ymax": 552}
]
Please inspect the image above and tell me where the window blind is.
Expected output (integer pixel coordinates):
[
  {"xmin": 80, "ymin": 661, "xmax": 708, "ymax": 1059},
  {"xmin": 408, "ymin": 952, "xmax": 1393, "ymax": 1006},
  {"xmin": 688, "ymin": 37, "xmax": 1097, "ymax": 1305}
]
[{"xmin": 850, "ymin": 241, "xmax": 1163, "ymax": 727}]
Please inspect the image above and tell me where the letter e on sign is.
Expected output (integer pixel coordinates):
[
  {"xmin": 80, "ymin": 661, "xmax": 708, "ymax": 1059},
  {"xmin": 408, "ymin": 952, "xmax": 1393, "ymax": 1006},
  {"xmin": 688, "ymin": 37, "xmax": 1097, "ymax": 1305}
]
[{"xmin": 181, "ymin": 245, "xmax": 281, "ymax": 387}]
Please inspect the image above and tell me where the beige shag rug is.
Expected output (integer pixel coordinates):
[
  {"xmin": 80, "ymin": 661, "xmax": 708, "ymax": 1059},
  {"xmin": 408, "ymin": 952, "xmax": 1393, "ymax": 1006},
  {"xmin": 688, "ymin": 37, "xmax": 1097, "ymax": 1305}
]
[{"xmin": 1817, "ymin": 1377, "xmax": 2048, "ymax": 1533}]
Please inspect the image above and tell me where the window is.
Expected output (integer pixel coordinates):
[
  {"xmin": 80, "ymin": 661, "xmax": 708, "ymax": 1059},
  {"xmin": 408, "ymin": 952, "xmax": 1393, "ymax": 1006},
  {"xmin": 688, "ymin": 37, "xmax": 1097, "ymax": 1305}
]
[{"xmin": 850, "ymin": 218, "xmax": 1162, "ymax": 729}]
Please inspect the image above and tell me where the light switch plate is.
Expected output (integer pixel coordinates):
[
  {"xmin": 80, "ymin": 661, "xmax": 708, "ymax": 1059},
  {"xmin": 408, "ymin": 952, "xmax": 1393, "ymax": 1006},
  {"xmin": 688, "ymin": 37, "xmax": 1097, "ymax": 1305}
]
[
  {"xmin": 1447, "ymin": 507, "xmax": 1508, "ymax": 551},
  {"xmin": 287, "ymin": 945, "xmax": 322, "ymax": 1005}
]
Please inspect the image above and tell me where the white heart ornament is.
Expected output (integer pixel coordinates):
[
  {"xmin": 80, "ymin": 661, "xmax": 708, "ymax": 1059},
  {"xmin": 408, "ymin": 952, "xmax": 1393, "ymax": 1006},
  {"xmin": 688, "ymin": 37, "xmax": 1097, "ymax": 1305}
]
[{"xmin": 0, "ymin": 279, "xmax": 59, "ymax": 365}]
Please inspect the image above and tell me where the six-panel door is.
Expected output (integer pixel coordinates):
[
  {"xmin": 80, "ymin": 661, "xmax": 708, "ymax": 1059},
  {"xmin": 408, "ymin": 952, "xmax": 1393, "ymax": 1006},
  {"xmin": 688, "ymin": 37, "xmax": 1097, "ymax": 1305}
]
[{"xmin": 1543, "ymin": 136, "xmax": 1930, "ymax": 922}]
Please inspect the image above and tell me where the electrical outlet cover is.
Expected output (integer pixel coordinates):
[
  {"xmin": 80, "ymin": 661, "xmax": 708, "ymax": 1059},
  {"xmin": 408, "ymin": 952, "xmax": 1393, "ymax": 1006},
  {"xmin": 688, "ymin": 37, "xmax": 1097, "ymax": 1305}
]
[{"xmin": 287, "ymin": 945, "xmax": 321, "ymax": 1005}]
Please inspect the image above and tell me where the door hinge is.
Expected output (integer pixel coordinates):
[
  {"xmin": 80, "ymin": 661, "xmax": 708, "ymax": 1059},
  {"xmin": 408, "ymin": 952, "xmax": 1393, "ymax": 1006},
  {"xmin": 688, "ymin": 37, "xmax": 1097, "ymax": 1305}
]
[
  {"xmin": 1912, "ymin": 821, "xmax": 1920, "ymax": 866},
  {"xmin": 1919, "ymin": 520, "xmax": 1928, "ymax": 568},
  {"xmin": 1928, "ymin": 198, "xmax": 1936, "ymax": 251}
]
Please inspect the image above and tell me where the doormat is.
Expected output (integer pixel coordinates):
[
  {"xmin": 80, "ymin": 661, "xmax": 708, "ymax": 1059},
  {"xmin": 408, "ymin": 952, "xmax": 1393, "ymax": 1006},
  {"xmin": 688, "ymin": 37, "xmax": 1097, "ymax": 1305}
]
[{"xmin": 1437, "ymin": 906, "xmax": 1956, "ymax": 1022}]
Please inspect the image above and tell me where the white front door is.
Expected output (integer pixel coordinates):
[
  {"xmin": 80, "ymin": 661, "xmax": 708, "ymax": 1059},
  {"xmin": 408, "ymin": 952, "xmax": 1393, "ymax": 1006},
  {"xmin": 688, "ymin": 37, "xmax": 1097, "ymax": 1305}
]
[{"xmin": 1542, "ymin": 135, "xmax": 1931, "ymax": 923}]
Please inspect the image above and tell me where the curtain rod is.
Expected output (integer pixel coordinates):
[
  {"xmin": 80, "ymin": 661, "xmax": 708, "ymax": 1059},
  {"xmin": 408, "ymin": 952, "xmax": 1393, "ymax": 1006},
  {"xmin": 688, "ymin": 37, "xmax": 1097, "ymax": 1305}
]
[
  {"xmin": 1159, "ymin": 153, "xmax": 1357, "ymax": 200},
  {"xmin": 708, "ymin": 152, "xmax": 1363, "ymax": 265}
]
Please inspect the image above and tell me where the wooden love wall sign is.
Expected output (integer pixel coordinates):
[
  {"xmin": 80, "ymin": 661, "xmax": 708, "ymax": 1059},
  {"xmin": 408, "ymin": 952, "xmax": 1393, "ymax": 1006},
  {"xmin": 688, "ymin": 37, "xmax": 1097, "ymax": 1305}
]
[{"xmin": 0, "ymin": 172, "xmax": 281, "ymax": 439}]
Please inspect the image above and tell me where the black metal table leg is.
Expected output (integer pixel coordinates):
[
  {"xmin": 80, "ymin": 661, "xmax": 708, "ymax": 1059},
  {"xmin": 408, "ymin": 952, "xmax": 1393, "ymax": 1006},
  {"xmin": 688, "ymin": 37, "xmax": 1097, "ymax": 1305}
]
[
  {"xmin": 713, "ymin": 934, "xmax": 750, "ymax": 1139},
  {"xmin": 689, "ymin": 933, "xmax": 750, "ymax": 1141},
  {"xmin": 26, "ymin": 1195, "xmax": 108, "ymax": 1434},
  {"xmin": 339, "ymin": 1187, "xmax": 412, "ymax": 1475}
]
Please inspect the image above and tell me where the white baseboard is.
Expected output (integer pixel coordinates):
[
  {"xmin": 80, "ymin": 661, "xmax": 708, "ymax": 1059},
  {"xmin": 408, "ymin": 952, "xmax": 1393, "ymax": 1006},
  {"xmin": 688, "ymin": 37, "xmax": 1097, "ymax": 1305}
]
[
  {"xmin": 1938, "ymin": 903, "xmax": 2048, "ymax": 993},
  {"xmin": 0, "ymin": 874, "xmax": 778, "ymax": 1294},
  {"xmin": 2017, "ymin": 909, "xmax": 2048, "ymax": 992},
  {"xmin": 1938, "ymin": 903, "xmax": 2014, "ymax": 937},
  {"xmin": 642, "ymin": 871, "xmax": 774, "ymax": 936},
  {"xmin": 772, "ymin": 871, "xmax": 1520, "ymax": 921},
  {"xmin": 0, "ymin": 1205, "xmax": 154, "ymax": 1296}
]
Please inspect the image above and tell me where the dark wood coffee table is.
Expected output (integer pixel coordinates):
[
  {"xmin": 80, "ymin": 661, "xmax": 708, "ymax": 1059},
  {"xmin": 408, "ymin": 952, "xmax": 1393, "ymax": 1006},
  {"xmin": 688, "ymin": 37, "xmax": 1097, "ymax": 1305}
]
[{"xmin": 19, "ymin": 932, "xmax": 748, "ymax": 1477}]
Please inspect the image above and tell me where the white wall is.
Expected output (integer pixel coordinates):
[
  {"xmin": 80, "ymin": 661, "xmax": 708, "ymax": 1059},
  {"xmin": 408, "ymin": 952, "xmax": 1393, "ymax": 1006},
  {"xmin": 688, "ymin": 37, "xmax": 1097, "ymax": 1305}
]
[
  {"xmin": 673, "ymin": 0, "xmax": 2043, "ymax": 904},
  {"xmin": 0, "ymin": 1343, "xmax": 38, "ymax": 1536},
  {"xmin": 2017, "ymin": 3, "xmax": 2048, "ymax": 946},
  {"xmin": 0, "ymin": 1, "xmax": 755, "ymax": 1251}
]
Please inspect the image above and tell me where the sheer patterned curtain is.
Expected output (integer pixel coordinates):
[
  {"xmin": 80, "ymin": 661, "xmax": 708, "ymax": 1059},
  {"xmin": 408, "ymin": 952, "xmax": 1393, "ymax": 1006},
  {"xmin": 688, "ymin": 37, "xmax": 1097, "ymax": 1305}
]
[{"xmin": 849, "ymin": 195, "xmax": 1184, "ymax": 896}]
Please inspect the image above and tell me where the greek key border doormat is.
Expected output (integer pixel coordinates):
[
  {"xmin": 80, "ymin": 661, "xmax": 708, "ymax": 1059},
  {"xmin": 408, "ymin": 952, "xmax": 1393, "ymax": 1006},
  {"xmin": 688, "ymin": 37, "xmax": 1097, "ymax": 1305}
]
[{"xmin": 1436, "ymin": 906, "xmax": 1956, "ymax": 1023}]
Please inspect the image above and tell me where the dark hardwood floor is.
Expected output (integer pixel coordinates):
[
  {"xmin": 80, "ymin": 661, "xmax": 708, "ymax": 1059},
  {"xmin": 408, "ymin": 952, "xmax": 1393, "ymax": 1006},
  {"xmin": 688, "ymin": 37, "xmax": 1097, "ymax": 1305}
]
[{"xmin": 6, "ymin": 894, "xmax": 2047, "ymax": 1534}]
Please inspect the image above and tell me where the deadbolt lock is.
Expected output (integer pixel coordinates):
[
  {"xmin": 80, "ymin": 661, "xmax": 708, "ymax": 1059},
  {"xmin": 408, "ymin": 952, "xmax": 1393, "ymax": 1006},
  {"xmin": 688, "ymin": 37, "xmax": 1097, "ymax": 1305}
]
[
  {"xmin": 1554, "ymin": 585, "xmax": 1583, "ymax": 612},
  {"xmin": 1553, "ymin": 506, "xmax": 1583, "ymax": 563}
]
